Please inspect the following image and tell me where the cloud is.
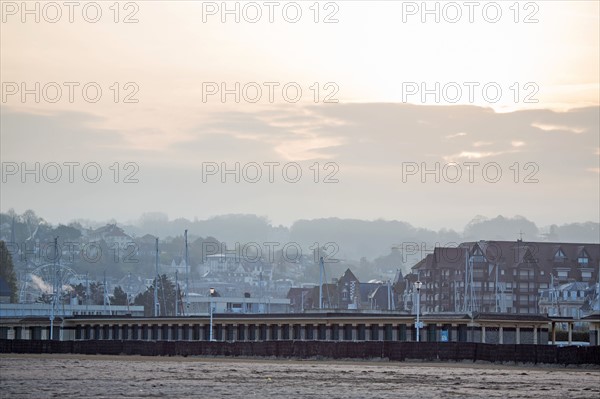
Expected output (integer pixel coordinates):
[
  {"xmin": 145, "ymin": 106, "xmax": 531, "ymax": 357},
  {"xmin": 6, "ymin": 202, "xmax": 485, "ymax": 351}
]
[
  {"xmin": 4, "ymin": 104, "xmax": 597, "ymax": 171},
  {"xmin": 446, "ymin": 132, "xmax": 467, "ymax": 139},
  {"xmin": 2, "ymin": 104, "xmax": 598, "ymax": 229},
  {"xmin": 473, "ymin": 141, "xmax": 494, "ymax": 147},
  {"xmin": 0, "ymin": 108, "xmax": 141, "ymax": 162},
  {"xmin": 443, "ymin": 151, "xmax": 508, "ymax": 161},
  {"xmin": 530, "ymin": 123, "xmax": 585, "ymax": 134}
]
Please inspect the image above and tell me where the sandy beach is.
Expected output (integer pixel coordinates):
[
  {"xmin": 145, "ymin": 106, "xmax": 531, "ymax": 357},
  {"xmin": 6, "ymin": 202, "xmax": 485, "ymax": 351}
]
[{"xmin": 1, "ymin": 354, "xmax": 599, "ymax": 398}]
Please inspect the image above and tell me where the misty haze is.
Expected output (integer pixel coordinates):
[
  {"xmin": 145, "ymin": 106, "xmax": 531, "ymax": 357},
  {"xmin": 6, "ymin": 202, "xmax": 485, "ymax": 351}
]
[{"xmin": 1, "ymin": 1, "xmax": 599, "ymax": 398}]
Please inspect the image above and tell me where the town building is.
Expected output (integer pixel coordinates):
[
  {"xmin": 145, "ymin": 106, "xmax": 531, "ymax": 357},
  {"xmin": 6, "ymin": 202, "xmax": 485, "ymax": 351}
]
[
  {"xmin": 408, "ymin": 240, "xmax": 599, "ymax": 315},
  {"xmin": 0, "ymin": 303, "xmax": 144, "ymax": 317},
  {"xmin": 185, "ymin": 292, "xmax": 290, "ymax": 315},
  {"xmin": 287, "ymin": 269, "xmax": 399, "ymax": 312},
  {"xmin": 86, "ymin": 224, "xmax": 133, "ymax": 249},
  {"xmin": 539, "ymin": 282, "xmax": 599, "ymax": 318}
]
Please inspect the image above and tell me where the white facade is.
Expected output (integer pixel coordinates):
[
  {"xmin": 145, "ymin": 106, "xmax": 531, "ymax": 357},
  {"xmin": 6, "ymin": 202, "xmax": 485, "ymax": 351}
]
[
  {"xmin": 0, "ymin": 303, "xmax": 144, "ymax": 317},
  {"xmin": 185, "ymin": 294, "xmax": 290, "ymax": 315}
]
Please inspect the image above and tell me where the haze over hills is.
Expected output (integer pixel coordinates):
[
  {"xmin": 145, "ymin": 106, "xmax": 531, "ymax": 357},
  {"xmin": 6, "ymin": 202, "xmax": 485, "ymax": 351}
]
[
  {"xmin": 2, "ymin": 210, "xmax": 597, "ymax": 263},
  {"xmin": 128, "ymin": 214, "xmax": 598, "ymax": 254}
]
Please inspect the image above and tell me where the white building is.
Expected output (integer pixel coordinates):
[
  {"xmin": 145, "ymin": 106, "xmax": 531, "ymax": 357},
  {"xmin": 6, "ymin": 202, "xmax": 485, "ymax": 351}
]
[
  {"xmin": 539, "ymin": 282, "xmax": 596, "ymax": 318},
  {"xmin": 185, "ymin": 293, "xmax": 290, "ymax": 315},
  {"xmin": 0, "ymin": 303, "xmax": 144, "ymax": 317}
]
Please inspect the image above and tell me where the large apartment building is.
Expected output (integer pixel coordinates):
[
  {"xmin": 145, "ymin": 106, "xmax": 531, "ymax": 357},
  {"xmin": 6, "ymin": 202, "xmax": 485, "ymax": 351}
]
[{"xmin": 408, "ymin": 240, "xmax": 599, "ymax": 314}]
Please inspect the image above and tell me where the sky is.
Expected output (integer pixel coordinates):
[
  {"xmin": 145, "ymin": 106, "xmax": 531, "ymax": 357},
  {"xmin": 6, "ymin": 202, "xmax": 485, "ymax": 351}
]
[{"xmin": 1, "ymin": 0, "xmax": 599, "ymax": 230}]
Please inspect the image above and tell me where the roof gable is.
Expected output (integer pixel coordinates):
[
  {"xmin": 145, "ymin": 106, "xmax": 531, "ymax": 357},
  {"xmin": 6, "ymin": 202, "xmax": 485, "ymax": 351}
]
[{"xmin": 339, "ymin": 268, "xmax": 359, "ymax": 284}]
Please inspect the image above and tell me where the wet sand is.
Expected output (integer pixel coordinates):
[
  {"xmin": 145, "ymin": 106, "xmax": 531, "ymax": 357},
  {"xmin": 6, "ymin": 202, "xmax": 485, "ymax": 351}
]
[{"xmin": 1, "ymin": 354, "xmax": 599, "ymax": 398}]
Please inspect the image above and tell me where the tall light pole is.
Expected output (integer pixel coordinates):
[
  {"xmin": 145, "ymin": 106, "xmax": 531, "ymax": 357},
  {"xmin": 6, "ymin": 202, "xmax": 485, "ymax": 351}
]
[
  {"xmin": 414, "ymin": 280, "xmax": 423, "ymax": 342},
  {"xmin": 184, "ymin": 229, "xmax": 190, "ymax": 315},
  {"xmin": 175, "ymin": 270, "xmax": 179, "ymax": 317},
  {"xmin": 50, "ymin": 237, "xmax": 58, "ymax": 340},
  {"xmin": 209, "ymin": 287, "xmax": 215, "ymax": 341},
  {"xmin": 154, "ymin": 238, "xmax": 160, "ymax": 317},
  {"xmin": 319, "ymin": 256, "xmax": 324, "ymax": 309}
]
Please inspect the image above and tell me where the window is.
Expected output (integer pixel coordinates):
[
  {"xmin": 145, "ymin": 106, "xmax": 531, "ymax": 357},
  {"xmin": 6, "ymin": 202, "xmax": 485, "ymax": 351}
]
[
  {"xmin": 557, "ymin": 270, "xmax": 568, "ymax": 278},
  {"xmin": 554, "ymin": 249, "xmax": 567, "ymax": 261},
  {"xmin": 472, "ymin": 247, "xmax": 485, "ymax": 262},
  {"xmin": 578, "ymin": 249, "xmax": 590, "ymax": 265}
]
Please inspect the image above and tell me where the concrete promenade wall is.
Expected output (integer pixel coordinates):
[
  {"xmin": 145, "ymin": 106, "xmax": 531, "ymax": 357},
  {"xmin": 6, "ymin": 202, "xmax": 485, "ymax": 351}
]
[{"xmin": 1, "ymin": 340, "xmax": 599, "ymax": 366}]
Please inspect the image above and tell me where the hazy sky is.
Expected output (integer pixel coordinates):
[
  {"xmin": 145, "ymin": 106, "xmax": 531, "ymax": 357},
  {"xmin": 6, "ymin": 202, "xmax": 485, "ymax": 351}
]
[{"xmin": 1, "ymin": 1, "xmax": 599, "ymax": 230}]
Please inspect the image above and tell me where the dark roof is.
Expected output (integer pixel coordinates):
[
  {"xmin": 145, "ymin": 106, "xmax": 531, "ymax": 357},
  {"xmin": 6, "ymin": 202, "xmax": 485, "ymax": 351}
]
[
  {"xmin": 339, "ymin": 268, "xmax": 359, "ymax": 283},
  {"xmin": 472, "ymin": 312, "xmax": 550, "ymax": 322},
  {"xmin": 393, "ymin": 270, "xmax": 403, "ymax": 284},
  {"xmin": 412, "ymin": 240, "xmax": 599, "ymax": 274},
  {"xmin": 358, "ymin": 283, "xmax": 381, "ymax": 302},
  {"xmin": 421, "ymin": 313, "xmax": 471, "ymax": 321},
  {"xmin": 286, "ymin": 287, "xmax": 311, "ymax": 299},
  {"xmin": 581, "ymin": 312, "xmax": 600, "ymax": 322}
]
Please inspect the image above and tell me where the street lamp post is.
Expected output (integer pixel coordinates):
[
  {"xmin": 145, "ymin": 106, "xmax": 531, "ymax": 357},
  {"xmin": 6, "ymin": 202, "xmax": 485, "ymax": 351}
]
[
  {"xmin": 209, "ymin": 287, "xmax": 215, "ymax": 341},
  {"xmin": 414, "ymin": 281, "xmax": 423, "ymax": 342}
]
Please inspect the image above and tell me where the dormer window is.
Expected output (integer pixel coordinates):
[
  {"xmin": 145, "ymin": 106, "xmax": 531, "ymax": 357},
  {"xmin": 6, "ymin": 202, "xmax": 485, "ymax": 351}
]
[
  {"xmin": 578, "ymin": 249, "xmax": 590, "ymax": 266},
  {"xmin": 472, "ymin": 247, "xmax": 485, "ymax": 262},
  {"xmin": 554, "ymin": 249, "xmax": 566, "ymax": 261}
]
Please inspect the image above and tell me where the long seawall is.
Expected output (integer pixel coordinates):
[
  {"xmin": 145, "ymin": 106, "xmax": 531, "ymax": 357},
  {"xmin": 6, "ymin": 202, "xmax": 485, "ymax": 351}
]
[{"xmin": 2, "ymin": 340, "xmax": 599, "ymax": 366}]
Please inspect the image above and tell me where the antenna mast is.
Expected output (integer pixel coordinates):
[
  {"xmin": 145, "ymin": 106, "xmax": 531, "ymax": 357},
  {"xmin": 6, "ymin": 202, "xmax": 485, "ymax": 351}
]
[
  {"xmin": 154, "ymin": 237, "xmax": 160, "ymax": 317},
  {"xmin": 175, "ymin": 270, "xmax": 179, "ymax": 317},
  {"xmin": 85, "ymin": 272, "xmax": 90, "ymax": 313},
  {"xmin": 463, "ymin": 248, "xmax": 468, "ymax": 312},
  {"xmin": 462, "ymin": 247, "xmax": 476, "ymax": 313},
  {"xmin": 319, "ymin": 256, "xmax": 324, "ymax": 309},
  {"xmin": 49, "ymin": 237, "xmax": 58, "ymax": 340},
  {"xmin": 550, "ymin": 274, "xmax": 559, "ymax": 316},
  {"xmin": 495, "ymin": 263, "xmax": 500, "ymax": 313},
  {"xmin": 103, "ymin": 270, "xmax": 111, "ymax": 315},
  {"xmin": 127, "ymin": 272, "xmax": 132, "ymax": 312},
  {"xmin": 184, "ymin": 230, "xmax": 189, "ymax": 315}
]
